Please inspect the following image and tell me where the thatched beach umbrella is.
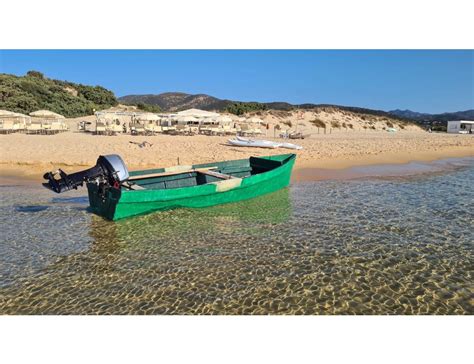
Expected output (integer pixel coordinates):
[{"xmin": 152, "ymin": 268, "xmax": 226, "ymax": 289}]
[
  {"xmin": 176, "ymin": 108, "xmax": 220, "ymax": 118},
  {"xmin": 0, "ymin": 110, "xmax": 18, "ymax": 116},
  {"xmin": 1, "ymin": 110, "xmax": 28, "ymax": 118},
  {"xmin": 136, "ymin": 113, "xmax": 160, "ymax": 121},
  {"xmin": 14, "ymin": 112, "xmax": 30, "ymax": 118},
  {"xmin": 99, "ymin": 113, "xmax": 117, "ymax": 121},
  {"xmin": 0, "ymin": 110, "xmax": 30, "ymax": 122},
  {"xmin": 30, "ymin": 110, "xmax": 65, "ymax": 119}
]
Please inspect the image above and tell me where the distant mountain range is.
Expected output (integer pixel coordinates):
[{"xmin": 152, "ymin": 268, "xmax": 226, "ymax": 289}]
[
  {"xmin": 119, "ymin": 93, "xmax": 473, "ymax": 124},
  {"xmin": 118, "ymin": 92, "xmax": 369, "ymax": 113},
  {"xmin": 119, "ymin": 92, "xmax": 327, "ymax": 114},
  {"xmin": 388, "ymin": 109, "xmax": 474, "ymax": 123},
  {"xmin": 118, "ymin": 92, "xmax": 232, "ymax": 112}
]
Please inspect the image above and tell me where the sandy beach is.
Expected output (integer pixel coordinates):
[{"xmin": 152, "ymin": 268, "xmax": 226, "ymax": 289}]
[{"xmin": 1, "ymin": 129, "xmax": 473, "ymax": 179}]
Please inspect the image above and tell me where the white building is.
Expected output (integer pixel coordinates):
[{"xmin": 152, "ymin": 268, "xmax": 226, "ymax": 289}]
[{"xmin": 447, "ymin": 120, "xmax": 474, "ymax": 134}]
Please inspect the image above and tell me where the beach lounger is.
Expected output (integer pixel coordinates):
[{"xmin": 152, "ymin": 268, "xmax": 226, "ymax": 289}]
[
  {"xmin": 26, "ymin": 121, "xmax": 43, "ymax": 134},
  {"xmin": 106, "ymin": 122, "xmax": 122, "ymax": 135},
  {"xmin": 144, "ymin": 123, "xmax": 162, "ymax": 135},
  {"xmin": 12, "ymin": 121, "xmax": 25, "ymax": 132},
  {"xmin": 96, "ymin": 121, "xmax": 107, "ymax": 135},
  {"xmin": 239, "ymin": 123, "xmax": 261, "ymax": 136},
  {"xmin": 223, "ymin": 125, "xmax": 237, "ymax": 135},
  {"xmin": 204, "ymin": 126, "xmax": 224, "ymax": 136},
  {"xmin": 130, "ymin": 123, "xmax": 146, "ymax": 135},
  {"xmin": 162, "ymin": 126, "xmax": 177, "ymax": 134},
  {"xmin": 50, "ymin": 121, "xmax": 66, "ymax": 134},
  {"xmin": 0, "ymin": 120, "xmax": 16, "ymax": 134}
]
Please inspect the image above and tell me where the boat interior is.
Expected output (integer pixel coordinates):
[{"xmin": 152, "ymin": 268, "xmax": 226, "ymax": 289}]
[{"xmin": 122, "ymin": 155, "xmax": 293, "ymax": 191}]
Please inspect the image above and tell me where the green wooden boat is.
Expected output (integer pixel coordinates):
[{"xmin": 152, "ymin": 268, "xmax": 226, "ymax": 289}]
[{"xmin": 43, "ymin": 153, "xmax": 296, "ymax": 220}]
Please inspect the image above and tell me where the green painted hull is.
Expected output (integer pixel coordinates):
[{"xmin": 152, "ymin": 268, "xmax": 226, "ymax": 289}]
[{"xmin": 87, "ymin": 153, "xmax": 296, "ymax": 220}]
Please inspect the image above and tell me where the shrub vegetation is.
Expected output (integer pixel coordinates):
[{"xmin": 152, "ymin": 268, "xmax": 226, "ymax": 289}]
[
  {"xmin": 225, "ymin": 102, "xmax": 267, "ymax": 115},
  {"xmin": 0, "ymin": 71, "xmax": 118, "ymax": 117},
  {"xmin": 135, "ymin": 103, "xmax": 162, "ymax": 113},
  {"xmin": 309, "ymin": 118, "xmax": 326, "ymax": 128}
]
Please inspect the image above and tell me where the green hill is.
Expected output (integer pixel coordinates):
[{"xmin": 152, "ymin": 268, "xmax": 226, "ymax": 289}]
[{"xmin": 0, "ymin": 71, "xmax": 118, "ymax": 117}]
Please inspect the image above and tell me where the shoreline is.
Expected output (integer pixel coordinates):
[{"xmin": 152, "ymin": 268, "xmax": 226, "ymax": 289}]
[
  {"xmin": 294, "ymin": 145, "xmax": 474, "ymax": 169},
  {"xmin": 293, "ymin": 155, "xmax": 474, "ymax": 182},
  {"xmin": 2, "ymin": 148, "xmax": 473, "ymax": 185}
]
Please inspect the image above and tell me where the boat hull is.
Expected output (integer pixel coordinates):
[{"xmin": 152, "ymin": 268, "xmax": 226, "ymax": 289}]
[
  {"xmin": 228, "ymin": 138, "xmax": 279, "ymax": 148},
  {"xmin": 232, "ymin": 136, "xmax": 303, "ymax": 150},
  {"xmin": 87, "ymin": 154, "xmax": 296, "ymax": 220}
]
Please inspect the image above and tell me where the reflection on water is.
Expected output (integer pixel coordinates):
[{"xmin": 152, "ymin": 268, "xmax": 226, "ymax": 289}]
[{"xmin": 0, "ymin": 160, "xmax": 473, "ymax": 314}]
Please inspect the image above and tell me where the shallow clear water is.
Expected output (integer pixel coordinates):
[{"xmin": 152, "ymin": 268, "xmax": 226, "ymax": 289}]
[{"xmin": 1, "ymin": 159, "xmax": 473, "ymax": 314}]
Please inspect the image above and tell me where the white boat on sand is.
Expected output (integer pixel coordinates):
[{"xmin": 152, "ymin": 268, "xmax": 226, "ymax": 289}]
[{"xmin": 228, "ymin": 137, "xmax": 303, "ymax": 150}]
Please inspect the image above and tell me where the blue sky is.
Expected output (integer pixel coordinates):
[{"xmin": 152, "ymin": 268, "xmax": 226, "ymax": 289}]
[{"xmin": 0, "ymin": 50, "xmax": 472, "ymax": 113}]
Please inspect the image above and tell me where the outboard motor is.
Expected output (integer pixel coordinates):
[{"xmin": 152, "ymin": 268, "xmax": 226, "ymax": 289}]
[{"xmin": 43, "ymin": 154, "xmax": 129, "ymax": 193}]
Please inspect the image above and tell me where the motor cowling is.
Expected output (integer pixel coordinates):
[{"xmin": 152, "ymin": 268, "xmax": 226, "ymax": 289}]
[{"xmin": 43, "ymin": 154, "xmax": 129, "ymax": 193}]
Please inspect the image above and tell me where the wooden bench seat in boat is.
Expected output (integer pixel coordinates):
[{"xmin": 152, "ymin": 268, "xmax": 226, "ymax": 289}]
[{"xmin": 197, "ymin": 170, "xmax": 236, "ymax": 180}]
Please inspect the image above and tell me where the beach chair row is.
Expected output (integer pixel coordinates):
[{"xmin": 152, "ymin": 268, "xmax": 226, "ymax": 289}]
[
  {"xmin": 90, "ymin": 122, "xmax": 263, "ymax": 136},
  {"xmin": 0, "ymin": 120, "xmax": 69, "ymax": 134}
]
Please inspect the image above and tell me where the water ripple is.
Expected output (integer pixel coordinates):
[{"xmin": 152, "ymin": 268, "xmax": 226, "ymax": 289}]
[{"xmin": 0, "ymin": 162, "xmax": 473, "ymax": 314}]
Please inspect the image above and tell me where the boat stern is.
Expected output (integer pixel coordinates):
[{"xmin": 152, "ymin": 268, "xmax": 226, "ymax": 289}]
[{"xmin": 87, "ymin": 183, "xmax": 122, "ymax": 220}]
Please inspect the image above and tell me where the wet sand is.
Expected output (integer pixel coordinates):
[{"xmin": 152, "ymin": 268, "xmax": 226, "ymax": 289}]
[{"xmin": 3, "ymin": 154, "xmax": 473, "ymax": 191}]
